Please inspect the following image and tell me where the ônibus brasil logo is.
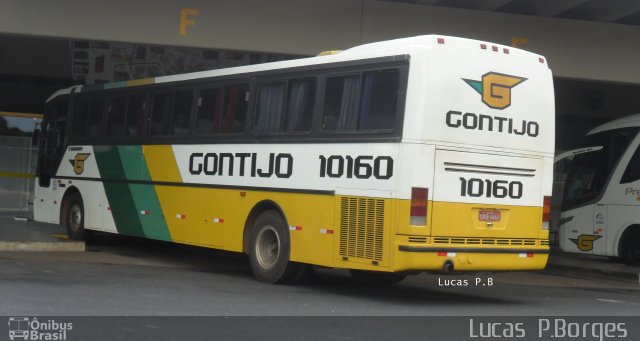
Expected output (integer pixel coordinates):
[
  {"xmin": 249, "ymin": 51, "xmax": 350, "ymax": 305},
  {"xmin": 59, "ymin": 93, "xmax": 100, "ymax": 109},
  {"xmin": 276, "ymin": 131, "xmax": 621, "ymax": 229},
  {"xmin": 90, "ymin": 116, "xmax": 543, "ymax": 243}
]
[
  {"xmin": 463, "ymin": 72, "xmax": 527, "ymax": 110},
  {"xmin": 7, "ymin": 317, "xmax": 73, "ymax": 340}
]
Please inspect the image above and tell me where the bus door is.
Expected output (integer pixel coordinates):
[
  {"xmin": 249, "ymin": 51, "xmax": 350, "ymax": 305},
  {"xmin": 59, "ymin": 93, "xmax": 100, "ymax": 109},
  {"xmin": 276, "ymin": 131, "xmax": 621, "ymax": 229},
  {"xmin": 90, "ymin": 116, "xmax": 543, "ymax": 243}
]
[{"xmin": 35, "ymin": 99, "xmax": 68, "ymax": 223}]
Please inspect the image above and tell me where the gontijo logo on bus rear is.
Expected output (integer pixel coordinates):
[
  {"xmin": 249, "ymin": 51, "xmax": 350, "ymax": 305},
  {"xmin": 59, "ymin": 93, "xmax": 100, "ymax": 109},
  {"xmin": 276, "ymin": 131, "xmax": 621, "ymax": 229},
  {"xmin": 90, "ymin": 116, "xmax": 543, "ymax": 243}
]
[
  {"xmin": 463, "ymin": 72, "xmax": 526, "ymax": 110},
  {"xmin": 446, "ymin": 71, "xmax": 538, "ymax": 137}
]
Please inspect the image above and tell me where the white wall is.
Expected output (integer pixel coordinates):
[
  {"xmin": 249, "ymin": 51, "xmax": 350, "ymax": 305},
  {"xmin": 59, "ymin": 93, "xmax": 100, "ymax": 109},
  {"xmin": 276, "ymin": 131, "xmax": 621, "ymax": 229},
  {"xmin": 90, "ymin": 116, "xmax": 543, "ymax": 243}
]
[{"xmin": 1, "ymin": 0, "xmax": 640, "ymax": 83}]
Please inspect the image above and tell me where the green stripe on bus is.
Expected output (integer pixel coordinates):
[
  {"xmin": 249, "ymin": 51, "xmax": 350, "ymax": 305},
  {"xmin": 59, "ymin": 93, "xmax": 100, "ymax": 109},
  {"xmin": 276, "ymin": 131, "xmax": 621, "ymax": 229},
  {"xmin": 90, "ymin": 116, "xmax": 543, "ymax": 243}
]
[
  {"xmin": 93, "ymin": 145, "xmax": 146, "ymax": 238},
  {"xmin": 117, "ymin": 145, "xmax": 172, "ymax": 241}
]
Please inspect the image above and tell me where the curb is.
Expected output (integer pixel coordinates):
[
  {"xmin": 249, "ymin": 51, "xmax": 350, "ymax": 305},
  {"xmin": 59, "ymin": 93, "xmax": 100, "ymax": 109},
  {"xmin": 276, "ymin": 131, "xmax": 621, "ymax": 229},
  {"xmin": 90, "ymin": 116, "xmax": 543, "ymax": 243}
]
[
  {"xmin": 545, "ymin": 262, "xmax": 640, "ymax": 285},
  {"xmin": 0, "ymin": 241, "xmax": 85, "ymax": 252}
]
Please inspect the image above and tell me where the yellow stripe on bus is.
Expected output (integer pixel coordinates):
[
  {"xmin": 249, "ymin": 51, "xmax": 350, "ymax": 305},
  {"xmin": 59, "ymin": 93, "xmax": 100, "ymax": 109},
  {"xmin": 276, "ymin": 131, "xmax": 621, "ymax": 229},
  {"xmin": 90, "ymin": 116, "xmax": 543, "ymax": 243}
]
[
  {"xmin": 0, "ymin": 111, "xmax": 43, "ymax": 119},
  {"xmin": 0, "ymin": 172, "xmax": 34, "ymax": 179}
]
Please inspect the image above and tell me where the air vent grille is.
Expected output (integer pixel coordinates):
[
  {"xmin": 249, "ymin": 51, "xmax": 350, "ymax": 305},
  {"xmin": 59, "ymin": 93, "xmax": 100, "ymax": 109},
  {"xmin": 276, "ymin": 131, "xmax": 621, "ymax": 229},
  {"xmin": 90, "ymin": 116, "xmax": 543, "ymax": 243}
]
[
  {"xmin": 339, "ymin": 197, "xmax": 384, "ymax": 261},
  {"xmin": 434, "ymin": 237, "xmax": 542, "ymax": 246}
]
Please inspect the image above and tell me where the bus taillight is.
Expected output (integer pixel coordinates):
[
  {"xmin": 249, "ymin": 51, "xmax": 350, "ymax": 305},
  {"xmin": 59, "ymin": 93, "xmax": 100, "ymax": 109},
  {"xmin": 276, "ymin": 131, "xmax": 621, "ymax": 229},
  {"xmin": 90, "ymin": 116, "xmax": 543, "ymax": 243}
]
[
  {"xmin": 542, "ymin": 196, "xmax": 551, "ymax": 230},
  {"xmin": 410, "ymin": 187, "xmax": 428, "ymax": 226}
]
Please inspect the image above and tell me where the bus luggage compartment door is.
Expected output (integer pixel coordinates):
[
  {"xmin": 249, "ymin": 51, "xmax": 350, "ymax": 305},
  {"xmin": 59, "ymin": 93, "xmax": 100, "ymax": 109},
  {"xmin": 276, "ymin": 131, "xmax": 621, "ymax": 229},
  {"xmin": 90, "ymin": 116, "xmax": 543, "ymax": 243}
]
[{"xmin": 430, "ymin": 149, "xmax": 544, "ymax": 239}]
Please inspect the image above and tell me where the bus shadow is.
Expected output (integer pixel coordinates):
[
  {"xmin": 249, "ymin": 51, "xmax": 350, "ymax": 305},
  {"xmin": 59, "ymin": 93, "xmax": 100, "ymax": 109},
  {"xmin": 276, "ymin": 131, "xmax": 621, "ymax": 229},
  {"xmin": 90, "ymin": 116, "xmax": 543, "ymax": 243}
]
[{"xmin": 86, "ymin": 233, "xmax": 521, "ymax": 306}]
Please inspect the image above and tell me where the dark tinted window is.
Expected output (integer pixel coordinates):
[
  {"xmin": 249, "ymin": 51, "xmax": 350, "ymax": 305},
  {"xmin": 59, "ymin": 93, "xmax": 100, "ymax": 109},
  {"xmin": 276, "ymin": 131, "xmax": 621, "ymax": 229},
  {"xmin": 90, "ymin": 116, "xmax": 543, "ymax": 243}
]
[
  {"xmin": 196, "ymin": 88, "xmax": 224, "ymax": 135},
  {"xmin": 360, "ymin": 69, "xmax": 399, "ymax": 130},
  {"xmin": 255, "ymin": 82, "xmax": 286, "ymax": 133},
  {"xmin": 71, "ymin": 100, "xmax": 89, "ymax": 137},
  {"xmin": 220, "ymin": 84, "xmax": 249, "ymax": 133},
  {"xmin": 622, "ymin": 144, "xmax": 640, "ymax": 184},
  {"xmin": 126, "ymin": 95, "xmax": 146, "ymax": 137},
  {"xmin": 171, "ymin": 90, "xmax": 193, "ymax": 136},
  {"xmin": 322, "ymin": 69, "xmax": 399, "ymax": 131},
  {"xmin": 88, "ymin": 98, "xmax": 105, "ymax": 138},
  {"xmin": 322, "ymin": 75, "xmax": 359, "ymax": 130},
  {"xmin": 286, "ymin": 78, "xmax": 315, "ymax": 132},
  {"xmin": 150, "ymin": 93, "xmax": 173, "ymax": 136},
  {"xmin": 107, "ymin": 97, "xmax": 127, "ymax": 136},
  {"xmin": 562, "ymin": 128, "xmax": 639, "ymax": 210}
]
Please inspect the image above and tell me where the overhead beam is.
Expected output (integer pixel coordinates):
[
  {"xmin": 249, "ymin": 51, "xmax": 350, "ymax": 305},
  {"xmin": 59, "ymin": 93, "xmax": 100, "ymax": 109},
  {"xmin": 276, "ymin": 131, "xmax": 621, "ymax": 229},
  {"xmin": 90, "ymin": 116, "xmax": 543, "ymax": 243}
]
[
  {"xmin": 583, "ymin": 0, "xmax": 640, "ymax": 22},
  {"xmin": 530, "ymin": 0, "xmax": 589, "ymax": 17},
  {"xmin": 475, "ymin": 0, "xmax": 512, "ymax": 11}
]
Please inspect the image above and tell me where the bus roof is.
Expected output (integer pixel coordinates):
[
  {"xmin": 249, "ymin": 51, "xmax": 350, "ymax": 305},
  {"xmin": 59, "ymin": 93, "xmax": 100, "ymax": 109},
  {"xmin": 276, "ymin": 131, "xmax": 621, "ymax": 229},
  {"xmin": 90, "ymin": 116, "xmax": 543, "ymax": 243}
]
[
  {"xmin": 47, "ymin": 35, "xmax": 547, "ymax": 103},
  {"xmin": 588, "ymin": 113, "xmax": 640, "ymax": 135}
]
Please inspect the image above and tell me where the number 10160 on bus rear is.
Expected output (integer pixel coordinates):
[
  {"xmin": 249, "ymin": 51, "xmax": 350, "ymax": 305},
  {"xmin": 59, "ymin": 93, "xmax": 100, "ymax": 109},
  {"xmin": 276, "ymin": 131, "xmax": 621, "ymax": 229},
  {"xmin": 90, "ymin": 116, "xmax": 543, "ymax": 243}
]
[{"xmin": 35, "ymin": 35, "xmax": 554, "ymax": 283}]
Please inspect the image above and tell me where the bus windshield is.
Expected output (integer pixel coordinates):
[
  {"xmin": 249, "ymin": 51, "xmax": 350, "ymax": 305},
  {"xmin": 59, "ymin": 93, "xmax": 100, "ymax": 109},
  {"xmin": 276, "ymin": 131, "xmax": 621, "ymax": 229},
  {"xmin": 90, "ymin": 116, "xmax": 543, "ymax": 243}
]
[{"xmin": 561, "ymin": 128, "xmax": 639, "ymax": 211}]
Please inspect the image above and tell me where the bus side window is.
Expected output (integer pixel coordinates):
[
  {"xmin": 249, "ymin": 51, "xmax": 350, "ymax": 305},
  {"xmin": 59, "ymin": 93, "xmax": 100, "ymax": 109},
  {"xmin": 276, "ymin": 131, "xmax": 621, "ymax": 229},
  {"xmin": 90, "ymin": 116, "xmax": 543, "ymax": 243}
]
[
  {"xmin": 126, "ymin": 94, "xmax": 147, "ymax": 137},
  {"xmin": 359, "ymin": 69, "xmax": 399, "ymax": 130},
  {"xmin": 286, "ymin": 78, "xmax": 315, "ymax": 132},
  {"xmin": 171, "ymin": 90, "xmax": 193, "ymax": 136},
  {"xmin": 621, "ymin": 145, "xmax": 640, "ymax": 184},
  {"xmin": 71, "ymin": 100, "xmax": 89, "ymax": 138},
  {"xmin": 255, "ymin": 82, "xmax": 286, "ymax": 133},
  {"xmin": 88, "ymin": 98, "xmax": 105, "ymax": 139},
  {"xmin": 106, "ymin": 97, "xmax": 127, "ymax": 137},
  {"xmin": 196, "ymin": 88, "xmax": 224, "ymax": 135},
  {"xmin": 322, "ymin": 75, "xmax": 359, "ymax": 131},
  {"xmin": 150, "ymin": 93, "xmax": 173, "ymax": 136},
  {"xmin": 221, "ymin": 84, "xmax": 249, "ymax": 133}
]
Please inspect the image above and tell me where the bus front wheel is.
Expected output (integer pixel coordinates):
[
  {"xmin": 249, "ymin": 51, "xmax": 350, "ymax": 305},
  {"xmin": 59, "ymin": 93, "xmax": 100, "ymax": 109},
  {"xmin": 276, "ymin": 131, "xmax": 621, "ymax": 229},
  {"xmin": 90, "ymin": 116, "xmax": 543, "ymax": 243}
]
[
  {"xmin": 620, "ymin": 229, "xmax": 640, "ymax": 266},
  {"xmin": 248, "ymin": 210, "xmax": 302, "ymax": 284},
  {"xmin": 65, "ymin": 192, "xmax": 89, "ymax": 241}
]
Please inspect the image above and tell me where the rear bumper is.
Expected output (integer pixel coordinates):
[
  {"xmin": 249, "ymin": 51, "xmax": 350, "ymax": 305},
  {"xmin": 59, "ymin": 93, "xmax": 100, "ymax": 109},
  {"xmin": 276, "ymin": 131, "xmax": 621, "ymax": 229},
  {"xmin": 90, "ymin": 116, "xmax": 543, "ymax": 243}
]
[{"xmin": 393, "ymin": 243, "xmax": 549, "ymax": 272}]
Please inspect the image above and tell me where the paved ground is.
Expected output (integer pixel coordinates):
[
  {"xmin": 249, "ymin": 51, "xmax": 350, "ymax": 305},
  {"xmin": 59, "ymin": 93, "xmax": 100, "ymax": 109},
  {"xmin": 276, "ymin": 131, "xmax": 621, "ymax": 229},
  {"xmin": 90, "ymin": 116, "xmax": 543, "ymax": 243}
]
[{"xmin": 2, "ymin": 222, "xmax": 640, "ymax": 339}]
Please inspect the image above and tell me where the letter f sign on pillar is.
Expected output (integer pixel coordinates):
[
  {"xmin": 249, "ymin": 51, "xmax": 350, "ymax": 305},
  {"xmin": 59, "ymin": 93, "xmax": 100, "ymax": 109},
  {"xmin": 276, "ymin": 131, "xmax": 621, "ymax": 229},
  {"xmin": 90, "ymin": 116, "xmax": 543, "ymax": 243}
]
[{"xmin": 180, "ymin": 8, "xmax": 199, "ymax": 36}]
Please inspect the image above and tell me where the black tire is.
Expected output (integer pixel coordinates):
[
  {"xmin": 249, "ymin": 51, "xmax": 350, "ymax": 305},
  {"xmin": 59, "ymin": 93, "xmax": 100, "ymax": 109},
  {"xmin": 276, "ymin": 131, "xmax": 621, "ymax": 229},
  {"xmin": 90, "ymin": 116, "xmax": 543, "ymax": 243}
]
[
  {"xmin": 248, "ymin": 210, "xmax": 301, "ymax": 284},
  {"xmin": 349, "ymin": 269, "xmax": 407, "ymax": 285},
  {"xmin": 65, "ymin": 192, "xmax": 89, "ymax": 241},
  {"xmin": 620, "ymin": 230, "xmax": 640, "ymax": 266}
]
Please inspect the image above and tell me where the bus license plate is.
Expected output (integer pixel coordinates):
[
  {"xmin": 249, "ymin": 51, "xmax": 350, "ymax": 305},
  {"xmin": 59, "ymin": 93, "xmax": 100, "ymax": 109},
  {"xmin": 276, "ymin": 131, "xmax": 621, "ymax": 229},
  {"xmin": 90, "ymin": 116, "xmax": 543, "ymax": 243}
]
[{"xmin": 479, "ymin": 210, "xmax": 501, "ymax": 222}]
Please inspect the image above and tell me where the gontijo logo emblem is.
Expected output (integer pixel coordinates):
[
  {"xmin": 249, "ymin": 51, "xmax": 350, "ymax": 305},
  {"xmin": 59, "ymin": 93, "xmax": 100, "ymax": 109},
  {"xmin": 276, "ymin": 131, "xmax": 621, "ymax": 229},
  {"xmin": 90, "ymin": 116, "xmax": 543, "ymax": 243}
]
[
  {"xmin": 463, "ymin": 72, "xmax": 527, "ymax": 110},
  {"xmin": 69, "ymin": 153, "xmax": 91, "ymax": 175}
]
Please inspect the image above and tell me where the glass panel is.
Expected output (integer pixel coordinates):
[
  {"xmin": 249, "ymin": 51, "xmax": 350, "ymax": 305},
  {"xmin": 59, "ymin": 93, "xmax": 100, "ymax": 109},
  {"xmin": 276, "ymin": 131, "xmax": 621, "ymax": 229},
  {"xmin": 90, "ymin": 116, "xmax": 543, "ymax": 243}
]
[
  {"xmin": 562, "ymin": 128, "xmax": 639, "ymax": 210},
  {"xmin": 71, "ymin": 101, "xmax": 89, "ymax": 138},
  {"xmin": 107, "ymin": 97, "xmax": 127, "ymax": 136},
  {"xmin": 172, "ymin": 90, "xmax": 193, "ymax": 136},
  {"xmin": 196, "ymin": 88, "xmax": 223, "ymax": 136},
  {"xmin": 255, "ymin": 82, "xmax": 286, "ymax": 133},
  {"xmin": 322, "ymin": 75, "xmax": 359, "ymax": 130},
  {"xmin": 359, "ymin": 69, "xmax": 399, "ymax": 130},
  {"xmin": 286, "ymin": 78, "xmax": 315, "ymax": 132},
  {"xmin": 221, "ymin": 84, "xmax": 249, "ymax": 133},
  {"xmin": 88, "ymin": 98, "xmax": 105, "ymax": 138},
  {"xmin": 150, "ymin": 93, "xmax": 173, "ymax": 136},
  {"xmin": 125, "ymin": 94, "xmax": 146, "ymax": 137}
]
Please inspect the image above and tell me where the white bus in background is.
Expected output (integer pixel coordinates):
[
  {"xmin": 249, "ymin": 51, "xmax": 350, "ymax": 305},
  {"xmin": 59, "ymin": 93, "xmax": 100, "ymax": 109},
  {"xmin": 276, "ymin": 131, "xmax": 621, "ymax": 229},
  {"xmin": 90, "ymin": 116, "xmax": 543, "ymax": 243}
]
[{"xmin": 557, "ymin": 114, "xmax": 640, "ymax": 265}]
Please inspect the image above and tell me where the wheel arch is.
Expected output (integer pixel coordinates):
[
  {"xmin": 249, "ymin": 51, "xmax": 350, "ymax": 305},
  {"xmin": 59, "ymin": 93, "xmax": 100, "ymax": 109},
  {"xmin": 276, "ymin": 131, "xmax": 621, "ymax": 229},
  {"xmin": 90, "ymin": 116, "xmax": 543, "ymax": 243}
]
[
  {"xmin": 242, "ymin": 200, "xmax": 288, "ymax": 254},
  {"xmin": 59, "ymin": 186, "xmax": 82, "ymax": 225},
  {"xmin": 617, "ymin": 224, "xmax": 640, "ymax": 256}
]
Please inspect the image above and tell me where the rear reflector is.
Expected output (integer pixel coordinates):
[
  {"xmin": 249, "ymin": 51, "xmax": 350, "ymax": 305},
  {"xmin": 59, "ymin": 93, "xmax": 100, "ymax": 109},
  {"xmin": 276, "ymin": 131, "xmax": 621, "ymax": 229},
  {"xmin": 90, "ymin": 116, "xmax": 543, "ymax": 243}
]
[
  {"xmin": 437, "ymin": 38, "xmax": 445, "ymax": 44},
  {"xmin": 410, "ymin": 187, "xmax": 428, "ymax": 226},
  {"xmin": 542, "ymin": 196, "xmax": 551, "ymax": 230}
]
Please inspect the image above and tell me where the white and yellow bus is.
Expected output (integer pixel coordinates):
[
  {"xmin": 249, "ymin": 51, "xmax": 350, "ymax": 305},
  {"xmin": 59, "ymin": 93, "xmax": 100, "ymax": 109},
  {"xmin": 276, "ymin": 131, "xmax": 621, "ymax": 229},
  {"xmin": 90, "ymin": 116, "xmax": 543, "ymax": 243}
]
[{"xmin": 35, "ymin": 35, "xmax": 554, "ymax": 283}]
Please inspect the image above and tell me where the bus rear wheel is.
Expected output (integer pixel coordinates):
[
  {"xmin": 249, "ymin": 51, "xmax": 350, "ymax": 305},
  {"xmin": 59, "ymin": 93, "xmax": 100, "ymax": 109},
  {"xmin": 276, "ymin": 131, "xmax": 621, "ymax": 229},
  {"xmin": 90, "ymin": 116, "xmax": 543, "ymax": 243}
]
[
  {"xmin": 65, "ymin": 192, "xmax": 89, "ymax": 241},
  {"xmin": 620, "ymin": 230, "xmax": 640, "ymax": 266},
  {"xmin": 349, "ymin": 269, "xmax": 407, "ymax": 285},
  {"xmin": 248, "ymin": 210, "xmax": 302, "ymax": 284}
]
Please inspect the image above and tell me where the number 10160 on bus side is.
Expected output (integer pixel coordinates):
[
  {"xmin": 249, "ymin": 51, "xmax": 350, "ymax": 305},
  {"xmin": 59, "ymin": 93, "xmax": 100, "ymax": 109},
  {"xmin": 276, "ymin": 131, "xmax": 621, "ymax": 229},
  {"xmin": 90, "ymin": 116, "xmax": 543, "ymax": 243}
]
[{"xmin": 35, "ymin": 35, "xmax": 554, "ymax": 283}]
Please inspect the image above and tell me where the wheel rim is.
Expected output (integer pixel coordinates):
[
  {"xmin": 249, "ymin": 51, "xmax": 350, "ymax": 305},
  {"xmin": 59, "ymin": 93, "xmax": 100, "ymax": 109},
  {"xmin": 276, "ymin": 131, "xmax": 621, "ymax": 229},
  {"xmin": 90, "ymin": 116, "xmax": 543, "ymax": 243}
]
[
  {"xmin": 69, "ymin": 204, "xmax": 82, "ymax": 231},
  {"xmin": 255, "ymin": 225, "xmax": 280, "ymax": 269}
]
